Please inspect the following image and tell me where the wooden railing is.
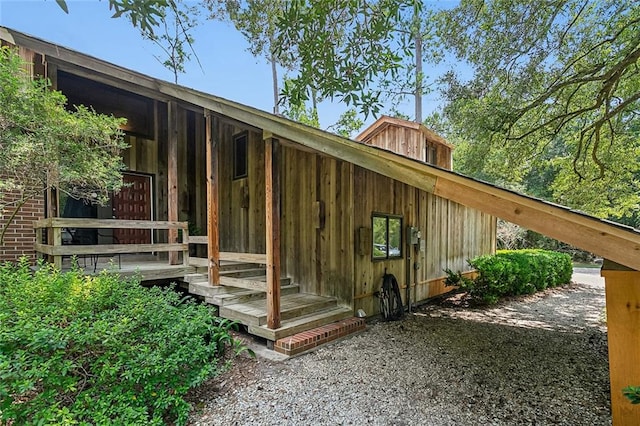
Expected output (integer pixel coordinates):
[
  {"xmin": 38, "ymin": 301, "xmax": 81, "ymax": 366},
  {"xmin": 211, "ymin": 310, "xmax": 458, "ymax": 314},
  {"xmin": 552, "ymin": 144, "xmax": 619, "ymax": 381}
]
[
  {"xmin": 34, "ymin": 218, "xmax": 189, "ymax": 269},
  {"xmin": 187, "ymin": 236, "xmax": 267, "ymax": 267}
]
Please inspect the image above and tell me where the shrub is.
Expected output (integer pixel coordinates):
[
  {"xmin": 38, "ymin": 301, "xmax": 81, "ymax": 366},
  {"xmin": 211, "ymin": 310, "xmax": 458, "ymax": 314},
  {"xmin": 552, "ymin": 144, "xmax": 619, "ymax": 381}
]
[
  {"xmin": 445, "ymin": 249, "xmax": 572, "ymax": 304},
  {"xmin": 0, "ymin": 259, "xmax": 251, "ymax": 425}
]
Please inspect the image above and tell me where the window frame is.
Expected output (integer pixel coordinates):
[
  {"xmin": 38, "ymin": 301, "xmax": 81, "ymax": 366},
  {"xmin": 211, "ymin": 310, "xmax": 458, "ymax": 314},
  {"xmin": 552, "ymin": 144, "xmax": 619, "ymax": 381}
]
[
  {"xmin": 371, "ymin": 213, "xmax": 403, "ymax": 260},
  {"xmin": 232, "ymin": 131, "xmax": 248, "ymax": 180}
]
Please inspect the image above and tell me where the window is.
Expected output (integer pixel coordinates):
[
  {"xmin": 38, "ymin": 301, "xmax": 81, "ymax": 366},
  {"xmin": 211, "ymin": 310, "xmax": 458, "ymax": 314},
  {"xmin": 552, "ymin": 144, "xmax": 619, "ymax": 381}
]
[
  {"xmin": 233, "ymin": 132, "xmax": 248, "ymax": 179},
  {"xmin": 372, "ymin": 214, "xmax": 402, "ymax": 259},
  {"xmin": 426, "ymin": 144, "xmax": 437, "ymax": 165}
]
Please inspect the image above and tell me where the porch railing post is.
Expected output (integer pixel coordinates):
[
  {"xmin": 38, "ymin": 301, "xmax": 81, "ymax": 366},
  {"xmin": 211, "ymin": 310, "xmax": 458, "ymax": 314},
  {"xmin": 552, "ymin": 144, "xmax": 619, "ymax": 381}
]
[
  {"xmin": 602, "ymin": 260, "xmax": 640, "ymax": 425},
  {"xmin": 205, "ymin": 110, "xmax": 220, "ymax": 285},
  {"xmin": 265, "ymin": 133, "xmax": 281, "ymax": 330},
  {"xmin": 167, "ymin": 100, "xmax": 179, "ymax": 265}
]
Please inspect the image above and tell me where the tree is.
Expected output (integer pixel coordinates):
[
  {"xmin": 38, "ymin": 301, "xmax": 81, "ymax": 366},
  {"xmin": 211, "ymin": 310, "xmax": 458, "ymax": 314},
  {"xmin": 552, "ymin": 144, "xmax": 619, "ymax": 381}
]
[
  {"xmin": 276, "ymin": 0, "xmax": 414, "ymax": 118},
  {"xmin": 140, "ymin": 1, "xmax": 202, "ymax": 83},
  {"xmin": 433, "ymin": 0, "xmax": 640, "ymax": 217},
  {"xmin": 55, "ymin": 0, "xmax": 169, "ymax": 35},
  {"xmin": 209, "ymin": 0, "xmax": 293, "ymax": 115},
  {"xmin": 0, "ymin": 47, "xmax": 127, "ymax": 244}
]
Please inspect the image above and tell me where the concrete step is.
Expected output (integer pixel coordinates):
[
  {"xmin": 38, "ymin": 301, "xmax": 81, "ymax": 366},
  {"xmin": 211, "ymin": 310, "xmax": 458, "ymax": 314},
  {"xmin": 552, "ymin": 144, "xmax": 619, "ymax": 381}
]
[
  {"xmin": 248, "ymin": 307, "xmax": 354, "ymax": 341},
  {"xmin": 220, "ymin": 293, "xmax": 338, "ymax": 327}
]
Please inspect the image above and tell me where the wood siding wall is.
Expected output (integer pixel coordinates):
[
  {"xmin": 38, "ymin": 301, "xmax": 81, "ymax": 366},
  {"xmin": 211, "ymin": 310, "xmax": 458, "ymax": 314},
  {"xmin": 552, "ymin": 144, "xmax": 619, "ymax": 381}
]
[
  {"xmin": 359, "ymin": 124, "xmax": 452, "ymax": 169},
  {"xmin": 281, "ymin": 147, "xmax": 354, "ymax": 306},
  {"xmin": 217, "ymin": 124, "xmax": 266, "ymax": 254},
  {"xmin": 353, "ymin": 166, "xmax": 495, "ymax": 316},
  {"xmin": 361, "ymin": 125, "xmax": 426, "ymax": 161}
]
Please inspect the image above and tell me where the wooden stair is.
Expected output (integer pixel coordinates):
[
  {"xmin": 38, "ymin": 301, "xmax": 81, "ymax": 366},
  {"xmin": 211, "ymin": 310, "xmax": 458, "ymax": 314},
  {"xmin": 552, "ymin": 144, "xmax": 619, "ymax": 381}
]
[{"xmin": 183, "ymin": 261, "xmax": 356, "ymax": 343}]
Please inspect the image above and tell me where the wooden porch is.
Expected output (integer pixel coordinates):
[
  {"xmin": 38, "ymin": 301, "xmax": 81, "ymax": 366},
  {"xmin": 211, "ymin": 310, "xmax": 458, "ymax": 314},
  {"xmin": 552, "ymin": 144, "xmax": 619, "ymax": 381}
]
[{"xmin": 34, "ymin": 218, "xmax": 354, "ymax": 343}]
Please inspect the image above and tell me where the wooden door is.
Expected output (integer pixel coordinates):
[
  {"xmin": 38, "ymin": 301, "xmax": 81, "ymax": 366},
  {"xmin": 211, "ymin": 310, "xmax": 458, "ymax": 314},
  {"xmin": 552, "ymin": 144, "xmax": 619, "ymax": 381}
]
[{"xmin": 112, "ymin": 173, "xmax": 152, "ymax": 244}]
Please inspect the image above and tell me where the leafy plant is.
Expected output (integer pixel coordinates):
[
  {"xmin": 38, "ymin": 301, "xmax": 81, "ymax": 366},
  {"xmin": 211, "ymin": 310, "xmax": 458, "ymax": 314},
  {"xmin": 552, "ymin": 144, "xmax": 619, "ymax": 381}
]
[
  {"xmin": 0, "ymin": 258, "xmax": 252, "ymax": 425},
  {"xmin": 623, "ymin": 386, "xmax": 640, "ymax": 405},
  {"xmin": 445, "ymin": 249, "xmax": 572, "ymax": 304},
  {"xmin": 0, "ymin": 46, "xmax": 127, "ymax": 244}
]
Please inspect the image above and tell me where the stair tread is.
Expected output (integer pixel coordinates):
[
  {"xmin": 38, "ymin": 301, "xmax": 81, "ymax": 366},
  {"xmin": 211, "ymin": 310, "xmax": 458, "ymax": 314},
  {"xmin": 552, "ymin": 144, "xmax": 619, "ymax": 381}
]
[
  {"xmin": 248, "ymin": 307, "xmax": 353, "ymax": 341},
  {"xmin": 222, "ymin": 293, "xmax": 335, "ymax": 312},
  {"xmin": 258, "ymin": 306, "xmax": 352, "ymax": 329}
]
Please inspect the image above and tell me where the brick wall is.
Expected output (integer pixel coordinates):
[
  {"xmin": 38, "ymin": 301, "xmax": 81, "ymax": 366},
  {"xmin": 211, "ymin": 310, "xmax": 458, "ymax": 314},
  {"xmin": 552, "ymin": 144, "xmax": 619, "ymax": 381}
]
[{"xmin": 0, "ymin": 189, "xmax": 44, "ymax": 264}]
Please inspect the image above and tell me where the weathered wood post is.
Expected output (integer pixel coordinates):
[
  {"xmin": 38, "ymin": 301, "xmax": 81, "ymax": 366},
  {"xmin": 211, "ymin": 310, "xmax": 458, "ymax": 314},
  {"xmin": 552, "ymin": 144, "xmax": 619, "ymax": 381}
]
[
  {"xmin": 602, "ymin": 260, "xmax": 640, "ymax": 425},
  {"xmin": 167, "ymin": 101, "xmax": 179, "ymax": 265},
  {"xmin": 205, "ymin": 110, "xmax": 220, "ymax": 285},
  {"xmin": 264, "ymin": 132, "xmax": 281, "ymax": 330}
]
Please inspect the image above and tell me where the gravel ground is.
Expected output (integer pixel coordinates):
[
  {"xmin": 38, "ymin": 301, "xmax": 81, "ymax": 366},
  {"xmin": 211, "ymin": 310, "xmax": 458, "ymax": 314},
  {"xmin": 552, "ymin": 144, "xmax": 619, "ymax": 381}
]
[{"xmin": 188, "ymin": 270, "xmax": 611, "ymax": 425}]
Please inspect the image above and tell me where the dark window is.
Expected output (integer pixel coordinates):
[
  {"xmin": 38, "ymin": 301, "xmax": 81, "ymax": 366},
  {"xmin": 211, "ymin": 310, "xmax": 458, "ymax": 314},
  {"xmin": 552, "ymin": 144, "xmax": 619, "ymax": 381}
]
[
  {"xmin": 233, "ymin": 133, "xmax": 248, "ymax": 179},
  {"xmin": 426, "ymin": 144, "xmax": 437, "ymax": 165},
  {"xmin": 372, "ymin": 214, "xmax": 402, "ymax": 259}
]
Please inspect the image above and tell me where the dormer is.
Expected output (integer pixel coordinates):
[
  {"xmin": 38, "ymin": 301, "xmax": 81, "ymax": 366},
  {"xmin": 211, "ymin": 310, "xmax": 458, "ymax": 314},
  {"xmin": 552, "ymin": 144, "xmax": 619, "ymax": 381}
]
[{"xmin": 355, "ymin": 115, "xmax": 453, "ymax": 170}]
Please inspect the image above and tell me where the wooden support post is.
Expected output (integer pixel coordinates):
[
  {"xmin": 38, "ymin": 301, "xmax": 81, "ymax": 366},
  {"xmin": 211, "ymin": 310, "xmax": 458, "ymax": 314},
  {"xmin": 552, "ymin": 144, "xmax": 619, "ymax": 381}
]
[
  {"xmin": 52, "ymin": 226, "xmax": 62, "ymax": 270},
  {"xmin": 46, "ymin": 179, "xmax": 59, "ymax": 266},
  {"xmin": 168, "ymin": 101, "xmax": 179, "ymax": 265},
  {"xmin": 602, "ymin": 260, "xmax": 640, "ymax": 426},
  {"xmin": 205, "ymin": 110, "xmax": 220, "ymax": 285},
  {"xmin": 265, "ymin": 134, "xmax": 281, "ymax": 330}
]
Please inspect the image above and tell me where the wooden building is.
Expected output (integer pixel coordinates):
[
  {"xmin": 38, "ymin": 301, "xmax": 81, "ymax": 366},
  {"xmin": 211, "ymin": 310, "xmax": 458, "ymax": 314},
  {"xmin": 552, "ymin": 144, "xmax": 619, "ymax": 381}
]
[
  {"xmin": 0, "ymin": 26, "xmax": 495, "ymax": 332},
  {"xmin": 3, "ymin": 27, "xmax": 640, "ymax": 424}
]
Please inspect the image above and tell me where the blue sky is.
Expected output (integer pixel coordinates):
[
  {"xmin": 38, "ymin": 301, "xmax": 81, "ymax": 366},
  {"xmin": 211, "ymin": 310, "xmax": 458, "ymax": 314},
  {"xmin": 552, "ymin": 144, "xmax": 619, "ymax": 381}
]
[{"xmin": 0, "ymin": 0, "xmax": 452, "ymax": 131}]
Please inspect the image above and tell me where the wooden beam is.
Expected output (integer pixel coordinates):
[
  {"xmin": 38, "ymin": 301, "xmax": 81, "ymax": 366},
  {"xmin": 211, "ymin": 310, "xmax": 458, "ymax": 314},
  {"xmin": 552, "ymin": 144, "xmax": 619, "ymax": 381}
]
[
  {"xmin": 265, "ymin": 136, "xmax": 281, "ymax": 330},
  {"xmin": 168, "ymin": 101, "xmax": 179, "ymax": 265},
  {"xmin": 602, "ymin": 261, "xmax": 640, "ymax": 425},
  {"xmin": 433, "ymin": 178, "xmax": 640, "ymax": 271},
  {"xmin": 34, "ymin": 242, "xmax": 187, "ymax": 256},
  {"xmin": 33, "ymin": 218, "xmax": 187, "ymax": 230},
  {"xmin": 205, "ymin": 110, "xmax": 220, "ymax": 285}
]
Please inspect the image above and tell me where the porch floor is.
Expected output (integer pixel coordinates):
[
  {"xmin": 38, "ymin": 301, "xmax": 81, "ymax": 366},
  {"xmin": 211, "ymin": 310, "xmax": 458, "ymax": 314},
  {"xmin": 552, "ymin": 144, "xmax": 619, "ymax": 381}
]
[{"xmin": 57, "ymin": 254, "xmax": 196, "ymax": 281}]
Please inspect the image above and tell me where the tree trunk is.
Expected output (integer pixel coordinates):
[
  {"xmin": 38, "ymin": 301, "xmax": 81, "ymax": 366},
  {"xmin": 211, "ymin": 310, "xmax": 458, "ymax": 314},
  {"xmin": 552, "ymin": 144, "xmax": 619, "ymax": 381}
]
[
  {"xmin": 271, "ymin": 49, "xmax": 279, "ymax": 115},
  {"xmin": 414, "ymin": 30, "xmax": 423, "ymax": 123}
]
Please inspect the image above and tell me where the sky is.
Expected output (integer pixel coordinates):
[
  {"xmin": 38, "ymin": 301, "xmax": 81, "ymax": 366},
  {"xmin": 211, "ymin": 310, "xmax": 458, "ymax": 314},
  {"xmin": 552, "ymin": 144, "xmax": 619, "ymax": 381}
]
[{"xmin": 0, "ymin": 0, "xmax": 454, "ymax": 131}]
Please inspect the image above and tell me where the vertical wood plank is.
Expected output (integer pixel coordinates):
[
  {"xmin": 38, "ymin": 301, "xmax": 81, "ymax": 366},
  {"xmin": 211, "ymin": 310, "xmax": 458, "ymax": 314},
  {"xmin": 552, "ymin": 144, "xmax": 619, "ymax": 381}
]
[
  {"xmin": 52, "ymin": 226, "xmax": 62, "ymax": 270},
  {"xmin": 167, "ymin": 101, "xmax": 179, "ymax": 264},
  {"xmin": 205, "ymin": 111, "xmax": 220, "ymax": 285},
  {"xmin": 265, "ymin": 136, "xmax": 281, "ymax": 330},
  {"xmin": 602, "ymin": 265, "xmax": 640, "ymax": 425}
]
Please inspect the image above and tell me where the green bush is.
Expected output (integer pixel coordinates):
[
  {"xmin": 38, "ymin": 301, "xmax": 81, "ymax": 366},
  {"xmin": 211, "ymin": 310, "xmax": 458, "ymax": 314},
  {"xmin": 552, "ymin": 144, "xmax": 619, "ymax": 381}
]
[
  {"xmin": 0, "ymin": 259, "xmax": 251, "ymax": 425},
  {"xmin": 445, "ymin": 249, "xmax": 572, "ymax": 304}
]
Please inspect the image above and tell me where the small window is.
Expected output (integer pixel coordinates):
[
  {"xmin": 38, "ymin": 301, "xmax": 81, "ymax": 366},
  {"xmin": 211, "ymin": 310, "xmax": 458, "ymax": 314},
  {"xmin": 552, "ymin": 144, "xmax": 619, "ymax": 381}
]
[
  {"xmin": 426, "ymin": 144, "xmax": 437, "ymax": 165},
  {"xmin": 372, "ymin": 214, "xmax": 402, "ymax": 259},
  {"xmin": 233, "ymin": 133, "xmax": 248, "ymax": 179}
]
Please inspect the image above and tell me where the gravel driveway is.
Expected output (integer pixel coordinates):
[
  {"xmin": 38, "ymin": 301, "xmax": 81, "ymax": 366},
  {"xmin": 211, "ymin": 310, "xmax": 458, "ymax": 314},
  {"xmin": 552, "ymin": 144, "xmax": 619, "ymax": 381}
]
[{"xmin": 189, "ymin": 270, "xmax": 611, "ymax": 425}]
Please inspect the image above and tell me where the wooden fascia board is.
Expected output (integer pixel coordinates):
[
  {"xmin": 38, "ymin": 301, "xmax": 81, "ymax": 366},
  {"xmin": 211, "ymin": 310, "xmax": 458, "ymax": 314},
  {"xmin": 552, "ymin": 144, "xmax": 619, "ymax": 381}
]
[{"xmin": 2, "ymin": 28, "xmax": 162, "ymax": 92}]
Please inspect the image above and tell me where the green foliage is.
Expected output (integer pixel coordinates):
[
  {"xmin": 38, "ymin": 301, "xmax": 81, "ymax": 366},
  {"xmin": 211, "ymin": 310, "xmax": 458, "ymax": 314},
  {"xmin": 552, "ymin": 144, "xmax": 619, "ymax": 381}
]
[
  {"xmin": 277, "ymin": 0, "xmax": 414, "ymax": 118},
  {"xmin": 0, "ymin": 259, "xmax": 251, "ymax": 425},
  {"xmin": 328, "ymin": 109, "xmax": 364, "ymax": 138},
  {"xmin": 623, "ymin": 386, "xmax": 640, "ymax": 405},
  {"xmin": 434, "ymin": 0, "xmax": 640, "ymax": 217},
  {"xmin": 0, "ymin": 46, "xmax": 127, "ymax": 244},
  {"xmin": 56, "ymin": 0, "xmax": 170, "ymax": 35},
  {"xmin": 445, "ymin": 250, "xmax": 573, "ymax": 304},
  {"xmin": 140, "ymin": 2, "xmax": 201, "ymax": 84}
]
